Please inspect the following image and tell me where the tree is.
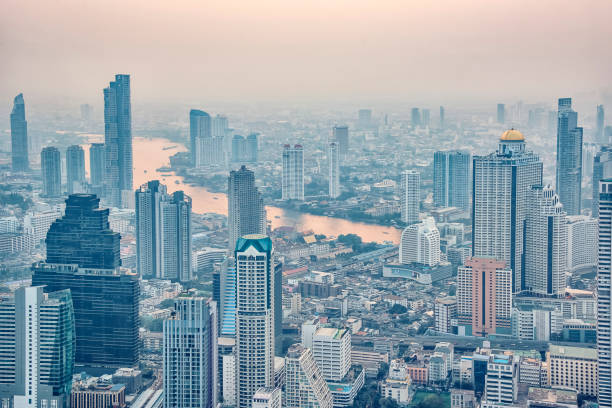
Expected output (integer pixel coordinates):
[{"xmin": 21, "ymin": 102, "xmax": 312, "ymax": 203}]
[
  {"xmin": 388, "ymin": 304, "xmax": 407, "ymax": 314},
  {"xmin": 417, "ymin": 395, "xmax": 447, "ymax": 408},
  {"xmin": 159, "ymin": 298, "xmax": 175, "ymax": 309}
]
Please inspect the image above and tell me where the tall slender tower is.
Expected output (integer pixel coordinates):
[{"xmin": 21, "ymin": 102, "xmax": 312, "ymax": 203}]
[
  {"xmin": 41, "ymin": 147, "xmax": 62, "ymax": 197},
  {"xmin": 190, "ymin": 109, "xmax": 211, "ymax": 166},
  {"xmin": 282, "ymin": 144, "xmax": 304, "ymax": 200},
  {"xmin": 598, "ymin": 178, "xmax": 612, "ymax": 408},
  {"xmin": 66, "ymin": 145, "xmax": 86, "ymax": 194},
  {"xmin": 472, "ymin": 129, "xmax": 542, "ymax": 292},
  {"xmin": 104, "ymin": 74, "xmax": 132, "ymax": 207},
  {"xmin": 597, "ymin": 105, "xmax": 606, "ymax": 145},
  {"xmin": 332, "ymin": 126, "xmax": 349, "ymax": 159},
  {"xmin": 439, "ymin": 106, "xmax": 445, "ymax": 129},
  {"xmin": 328, "ymin": 142, "xmax": 340, "ymax": 199},
  {"xmin": 593, "ymin": 146, "xmax": 612, "ymax": 217},
  {"xmin": 163, "ymin": 296, "xmax": 217, "ymax": 408},
  {"xmin": 497, "ymin": 103, "xmax": 505, "ymax": 124},
  {"xmin": 227, "ymin": 166, "xmax": 267, "ymax": 251},
  {"xmin": 235, "ymin": 235, "xmax": 275, "ymax": 408},
  {"xmin": 400, "ymin": 170, "xmax": 420, "ymax": 224},
  {"xmin": 10, "ymin": 93, "xmax": 29, "ymax": 172},
  {"xmin": 433, "ymin": 150, "xmax": 471, "ymax": 211},
  {"xmin": 555, "ymin": 98, "xmax": 583, "ymax": 215},
  {"xmin": 89, "ymin": 143, "xmax": 106, "ymax": 194}
]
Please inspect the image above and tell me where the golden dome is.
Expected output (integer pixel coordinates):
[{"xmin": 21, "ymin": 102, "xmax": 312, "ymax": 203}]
[{"xmin": 500, "ymin": 129, "xmax": 525, "ymax": 141}]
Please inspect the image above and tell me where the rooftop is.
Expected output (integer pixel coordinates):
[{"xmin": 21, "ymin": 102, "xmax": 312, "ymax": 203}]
[{"xmin": 548, "ymin": 345, "xmax": 597, "ymax": 360}]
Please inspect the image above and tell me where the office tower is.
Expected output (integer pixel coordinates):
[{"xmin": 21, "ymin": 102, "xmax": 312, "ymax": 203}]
[
  {"xmin": 358, "ymin": 109, "xmax": 371, "ymax": 129},
  {"xmin": 597, "ymin": 105, "xmax": 606, "ymax": 144},
  {"xmin": 434, "ymin": 296, "xmax": 457, "ymax": 334},
  {"xmin": 235, "ymin": 235, "xmax": 275, "ymax": 408},
  {"xmin": 598, "ymin": 178, "xmax": 612, "ymax": 408},
  {"xmin": 285, "ymin": 344, "xmax": 333, "ymax": 408},
  {"xmin": 497, "ymin": 103, "xmax": 505, "ymax": 124},
  {"xmin": 524, "ymin": 185, "xmax": 568, "ymax": 296},
  {"xmin": 399, "ymin": 217, "xmax": 440, "ymax": 266},
  {"xmin": 89, "ymin": 143, "xmax": 105, "ymax": 192},
  {"xmin": 227, "ymin": 166, "xmax": 267, "ymax": 251},
  {"xmin": 422, "ymin": 109, "xmax": 430, "ymax": 128},
  {"xmin": 483, "ymin": 354, "xmax": 517, "ymax": 405},
  {"xmin": 433, "ymin": 150, "xmax": 471, "ymax": 211},
  {"xmin": 411, "ymin": 108, "xmax": 421, "ymax": 127},
  {"xmin": 163, "ymin": 296, "xmax": 218, "ymax": 408},
  {"xmin": 104, "ymin": 74, "xmax": 133, "ymax": 207},
  {"xmin": 66, "ymin": 145, "xmax": 86, "ymax": 194},
  {"xmin": 333, "ymin": 125, "xmax": 349, "ymax": 158},
  {"xmin": 457, "ymin": 257, "xmax": 512, "ymax": 337},
  {"xmin": 41, "ymin": 147, "xmax": 62, "ymax": 197},
  {"xmin": 190, "ymin": 109, "xmax": 211, "ymax": 166},
  {"xmin": 252, "ymin": 388, "xmax": 281, "ymax": 408},
  {"xmin": 593, "ymin": 146, "xmax": 612, "ymax": 217},
  {"xmin": 10, "ymin": 93, "xmax": 29, "ymax": 172},
  {"xmin": 439, "ymin": 106, "xmax": 445, "ymax": 128},
  {"xmin": 472, "ymin": 129, "xmax": 543, "ymax": 292},
  {"xmin": 400, "ymin": 169, "xmax": 420, "ymax": 224},
  {"xmin": 135, "ymin": 181, "xmax": 192, "ymax": 281},
  {"xmin": 282, "ymin": 144, "xmax": 304, "ymax": 200},
  {"xmin": 247, "ymin": 133, "xmax": 259, "ymax": 163},
  {"xmin": 0, "ymin": 286, "xmax": 75, "ymax": 408},
  {"xmin": 312, "ymin": 327, "xmax": 351, "ymax": 382},
  {"xmin": 555, "ymin": 98, "xmax": 583, "ymax": 215},
  {"xmin": 32, "ymin": 194, "xmax": 139, "ymax": 367},
  {"xmin": 328, "ymin": 142, "xmax": 340, "ymax": 199},
  {"xmin": 566, "ymin": 215, "xmax": 598, "ymax": 273}
]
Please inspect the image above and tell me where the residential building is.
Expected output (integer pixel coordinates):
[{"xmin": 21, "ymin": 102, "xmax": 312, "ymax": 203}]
[
  {"xmin": 312, "ymin": 327, "xmax": 351, "ymax": 382},
  {"xmin": 66, "ymin": 145, "xmax": 86, "ymax": 194},
  {"xmin": 247, "ymin": 133, "xmax": 258, "ymax": 163},
  {"xmin": 252, "ymin": 388, "xmax": 281, "ymax": 408},
  {"xmin": 433, "ymin": 150, "xmax": 471, "ymax": 211},
  {"xmin": 282, "ymin": 144, "xmax": 304, "ymax": 200},
  {"xmin": 593, "ymin": 146, "xmax": 612, "ymax": 217},
  {"xmin": 380, "ymin": 359, "xmax": 413, "ymax": 405},
  {"xmin": 483, "ymin": 354, "xmax": 517, "ymax": 406},
  {"xmin": 400, "ymin": 170, "xmax": 420, "ymax": 224},
  {"xmin": 399, "ymin": 216, "xmax": 440, "ymax": 266},
  {"xmin": 547, "ymin": 344, "xmax": 597, "ymax": 397},
  {"xmin": 41, "ymin": 146, "xmax": 62, "ymax": 197},
  {"xmin": 556, "ymin": 98, "xmax": 583, "ymax": 215},
  {"xmin": 89, "ymin": 143, "xmax": 105, "ymax": 195},
  {"xmin": 434, "ymin": 296, "xmax": 457, "ymax": 334},
  {"xmin": 497, "ymin": 103, "xmax": 505, "ymax": 124},
  {"xmin": 189, "ymin": 109, "xmax": 211, "ymax": 166},
  {"xmin": 598, "ymin": 178, "xmax": 612, "ymax": 407},
  {"xmin": 284, "ymin": 344, "xmax": 333, "ymax": 408},
  {"xmin": 10, "ymin": 93, "xmax": 29, "ymax": 172},
  {"xmin": 332, "ymin": 126, "xmax": 349, "ymax": 159},
  {"xmin": 227, "ymin": 166, "xmax": 267, "ymax": 251},
  {"xmin": 566, "ymin": 215, "xmax": 597, "ymax": 273},
  {"xmin": 328, "ymin": 142, "xmax": 340, "ymax": 199}
]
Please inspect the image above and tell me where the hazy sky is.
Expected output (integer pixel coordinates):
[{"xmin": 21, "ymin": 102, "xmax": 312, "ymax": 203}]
[{"xmin": 2, "ymin": 0, "xmax": 611, "ymax": 105}]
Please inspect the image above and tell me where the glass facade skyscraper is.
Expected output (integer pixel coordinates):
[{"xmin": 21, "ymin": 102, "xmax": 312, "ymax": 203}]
[
  {"xmin": 227, "ymin": 166, "xmax": 267, "ymax": 251},
  {"xmin": 89, "ymin": 143, "xmax": 106, "ymax": 195},
  {"xmin": 66, "ymin": 145, "xmax": 86, "ymax": 194},
  {"xmin": 41, "ymin": 146, "xmax": 62, "ymax": 198},
  {"xmin": 433, "ymin": 150, "xmax": 470, "ymax": 211},
  {"xmin": 10, "ymin": 93, "xmax": 29, "ymax": 172},
  {"xmin": 190, "ymin": 109, "xmax": 211, "ymax": 166},
  {"xmin": 555, "ymin": 97, "xmax": 583, "ymax": 215}
]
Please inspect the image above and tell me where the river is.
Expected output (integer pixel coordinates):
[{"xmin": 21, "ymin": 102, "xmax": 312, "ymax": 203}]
[{"xmin": 84, "ymin": 136, "xmax": 401, "ymax": 244}]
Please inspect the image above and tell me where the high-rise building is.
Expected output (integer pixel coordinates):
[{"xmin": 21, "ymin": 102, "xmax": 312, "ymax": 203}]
[
  {"xmin": 89, "ymin": 143, "xmax": 106, "ymax": 194},
  {"xmin": 411, "ymin": 108, "xmax": 421, "ymax": 127},
  {"xmin": 66, "ymin": 145, "xmax": 86, "ymax": 194},
  {"xmin": 0, "ymin": 286, "xmax": 75, "ymax": 408},
  {"xmin": 566, "ymin": 215, "xmax": 598, "ymax": 273},
  {"xmin": 32, "ymin": 194, "xmax": 139, "ymax": 368},
  {"xmin": 555, "ymin": 98, "xmax": 583, "ymax": 215},
  {"xmin": 472, "ymin": 129, "xmax": 543, "ymax": 292},
  {"xmin": 227, "ymin": 166, "xmax": 267, "ymax": 251},
  {"xmin": 232, "ymin": 135, "xmax": 247, "ymax": 163},
  {"xmin": 597, "ymin": 105, "xmax": 606, "ymax": 144},
  {"xmin": 524, "ymin": 185, "xmax": 568, "ymax": 296},
  {"xmin": 434, "ymin": 296, "xmax": 457, "ymax": 334},
  {"xmin": 593, "ymin": 146, "xmax": 612, "ymax": 217},
  {"xmin": 457, "ymin": 257, "xmax": 512, "ymax": 337},
  {"xmin": 400, "ymin": 170, "xmax": 420, "ymax": 224},
  {"xmin": 163, "ymin": 296, "xmax": 218, "ymax": 408},
  {"xmin": 311, "ymin": 327, "xmax": 351, "ymax": 382},
  {"xmin": 10, "ymin": 93, "xmax": 29, "ymax": 172},
  {"xmin": 104, "ymin": 74, "xmax": 133, "ymax": 207},
  {"xmin": 433, "ymin": 150, "xmax": 470, "ymax": 211},
  {"xmin": 252, "ymin": 388, "xmax": 281, "ymax": 408},
  {"xmin": 212, "ymin": 114, "xmax": 228, "ymax": 138},
  {"xmin": 284, "ymin": 344, "xmax": 333, "ymax": 408},
  {"xmin": 598, "ymin": 178, "xmax": 612, "ymax": 408},
  {"xmin": 247, "ymin": 133, "xmax": 259, "ymax": 163},
  {"xmin": 422, "ymin": 109, "xmax": 430, "ymax": 128},
  {"xmin": 219, "ymin": 258, "xmax": 237, "ymax": 336},
  {"xmin": 358, "ymin": 109, "xmax": 371, "ymax": 129},
  {"xmin": 235, "ymin": 235, "xmax": 275, "ymax": 408},
  {"xmin": 328, "ymin": 142, "xmax": 340, "ymax": 199},
  {"xmin": 332, "ymin": 126, "xmax": 349, "ymax": 159},
  {"xmin": 439, "ymin": 106, "xmax": 445, "ymax": 129},
  {"xmin": 399, "ymin": 217, "xmax": 440, "ymax": 266},
  {"xmin": 41, "ymin": 147, "xmax": 62, "ymax": 198},
  {"xmin": 497, "ymin": 103, "xmax": 505, "ymax": 124},
  {"xmin": 135, "ymin": 181, "xmax": 192, "ymax": 281},
  {"xmin": 282, "ymin": 144, "xmax": 304, "ymax": 201},
  {"xmin": 190, "ymin": 109, "xmax": 211, "ymax": 166},
  {"xmin": 483, "ymin": 354, "xmax": 517, "ymax": 406},
  {"xmin": 197, "ymin": 137, "xmax": 225, "ymax": 167}
]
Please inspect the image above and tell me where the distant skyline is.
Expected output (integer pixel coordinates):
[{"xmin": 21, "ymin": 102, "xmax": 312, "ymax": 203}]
[{"xmin": 1, "ymin": 0, "xmax": 611, "ymax": 106}]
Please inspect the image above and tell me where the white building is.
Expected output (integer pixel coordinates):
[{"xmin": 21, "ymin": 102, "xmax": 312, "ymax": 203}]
[
  {"xmin": 598, "ymin": 179, "xmax": 612, "ymax": 407},
  {"xmin": 252, "ymin": 387, "xmax": 282, "ymax": 408},
  {"xmin": 483, "ymin": 354, "xmax": 517, "ymax": 407},
  {"xmin": 301, "ymin": 318, "xmax": 321, "ymax": 349},
  {"xmin": 0, "ymin": 216, "xmax": 20, "ymax": 234},
  {"xmin": 428, "ymin": 352, "xmax": 448, "ymax": 384},
  {"xmin": 399, "ymin": 216, "xmax": 440, "ymax": 266},
  {"xmin": 222, "ymin": 354, "xmax": 236, "ymax": 406},
  {"xmin": 434, "ymin": 296, "xmax": 457, "ymax": 334},
  {"xmin": 451, "ymin": 389, "xmax": 476, "ymax": 408},
  {"xmin": 284, "ymin": 343, "xmax": 333, "ymax": 408},
  {"xmin": 282, "ymin": 144, "xmax": 304, "ymax": 201},
  {"xmin": 400, "ymin": 169, "xmax": 420, "ymax": 224},
  {"xmin": 379, "ymin": 359, "xmax": 413, "ymax": 404},
  {"xmin": 23, "ymin": 209, "xmax": 61, "ymax": 244},
  {"xmin": 328, "ymin": 142, "xmax": 340, "ymax": 199},
  {"xmin": 312, "ymin": 327, "xmax": 351, "ymax": 382},
  {"xmin": 566, "ymin": 215, "xmax": 597, "ymax": 272},
  {"xmin": 511, "ymin": 305, "xmax": 561, "ymax": 341}
]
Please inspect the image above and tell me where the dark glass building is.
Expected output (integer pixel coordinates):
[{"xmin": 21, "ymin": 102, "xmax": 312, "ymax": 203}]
[{"xmin": 10, "ymin": 93, "xmax": 29, "ymax": 172}]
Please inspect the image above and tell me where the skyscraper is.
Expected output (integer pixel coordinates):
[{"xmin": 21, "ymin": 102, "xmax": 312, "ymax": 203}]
[
  {"xmin": 497, "ymin": 103, "xmax": 505, "ymax": 124},
  {"xmin": 439, "ymin": 106, "xmax": 445, "ymax": 129},
  {"xmin": 247, "ymin": 133, "xmax": 259, "ymax": 163},
  {"xmin": 135, "ymin": 181, "xmax": 192, "ymax": 281},
  {"xmin": 190, "ymin": 109, "xmax": 211, "ymax": 166},
  {"xmin": 399, "ymin": 217, "xmax": 440, "ymax": 266},
  {"xmin": 232, "ymin": 135, "xmax": 247, "ymax": 163},
  {"xmin": 32, "ymin": 194, "xmax": 139, "ymax": 368},
  {"xmin": 598, "ymin": 178, "xmax": 612, "ymax": 408},
  {"xmin": 332, "ymin": 125, "xmax": 349, "ymax": 159},
  {"xmin": 457, "ymin": 257, "xmax": 512, "ymax": 337},
  {"xmin": 66, "ymin": 145, "xmax": 86, "ymax": 194},
  {"xmin": 328, "ymin": 142, "xmax": 340, "ymax": 199},
  {"xmin": 358, "ymin": 109, "xmax": 371, "ymax": 129},
  {"xmin": 284, "ymin": 344, "xmax": 333, "ymax": 408},
  {"xmin": 400, "ymin": 169, "xmax": 420, "ymax": 224},
  {"xmin": 89, "ymin": 143, "xmax": 105, "ymax": 194},
  {"xmin": 227, "ymin": 166, "xmax": 267, "ymax": 251},
  {"xmin": 41, "ymin": 146, "xmax": 62, "ymax": 197},
  {"xmin": 163, "ymin": 296, "xmax": 217, "ymax": 408},
  {"xmin": 597, "ymin": 105, "xmax": 606, "ymax": 144},
  {"xmin": 556, "ymin": 97, "xmax": 583, "ymax": 215},
  {"xmin": 235, "ymin": 235, "xmax": 275, "ymax": 408},
  {"xmin": 0, "ymin": 286, "xmax": 75, "ymax": 408},
  {"xmin": 282, "ymin": 144, "xmax": 304, "ymax": 200},
  {"xmin": 311, "ymin": 327, "xmax": 351, "ymax": 382},
  {"xmin": 472, "ymin": 129, "xmax": 543, "ymax": 292},
  {"xmin": 524, "ymin": 185, "xmax": 567, "ymax": 296},
  {"xmin": 422, "ymin": 108, "xmax": 430, "ymax": 128},
  {"xmin": 10, "ymin": 93, "xmax": 29, "ymax": 172},
  {"xmin": 104, "ymin": 74, "xmax": 133, "ymax": 207},
  {"xmin": 593, "ymin": 146, "xmax": 612, "ymax": 218},
  {"xmin": 411, "ymin": 108, "xmax": 421, "ymax": 127},
  {"xmin": 433, "ymin": 150, "xmax": 470, "ymax": 211}
]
